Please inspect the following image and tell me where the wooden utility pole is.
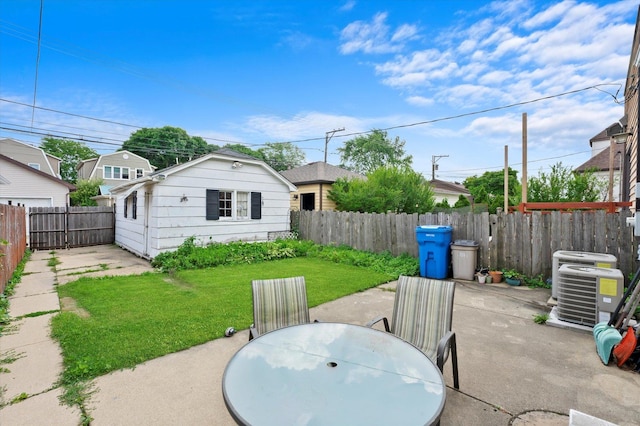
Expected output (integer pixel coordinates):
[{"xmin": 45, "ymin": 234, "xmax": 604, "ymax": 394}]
[
  {"xmin": 324, "ymin": 128, "xmax": 345, "ymax": 163},
  {"xmin": 504, "ymin": 145, "xmax": 509, "ymax": 212},
  {"xmin": 521, "ymin": 112, "xmax": 528, "ymax": 204},
  {"xmin": 609, "ymin": 135, "xmax": 616, "ymax": 202}
]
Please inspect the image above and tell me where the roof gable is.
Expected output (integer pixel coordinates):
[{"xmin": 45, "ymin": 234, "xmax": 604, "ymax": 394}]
[
  {"xmin": 0, "ymin": 154, "xmax": 76, "ymax": 190},
  {"xmin": 280, "ymin": 162, "xmax": 365, "ymax": 184},
  {"xmin": 111, "ymin": 150, "xmax": 296, "ymax": 193}
]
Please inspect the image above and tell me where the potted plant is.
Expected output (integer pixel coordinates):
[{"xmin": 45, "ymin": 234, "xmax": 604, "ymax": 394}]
[
  {"xmin": 488, "ymin": 269, "xmax": 503, "ymax": 283},
  {"xmin": 502, "ymin": 269, "xmax": 522, "ymax": 286},
  {"xmin": 475, "ymin": 267, "xmax": 489, "ymax": 284}
]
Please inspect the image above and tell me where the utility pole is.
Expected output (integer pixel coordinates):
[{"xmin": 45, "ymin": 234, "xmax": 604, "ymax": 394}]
[
  {"xmin": 324, "ymin": 128, "xmax": 345, "ymax": 163},
  {"xmin": 431, "ymin": 155, "xmax": 449, "ymax": 180}
]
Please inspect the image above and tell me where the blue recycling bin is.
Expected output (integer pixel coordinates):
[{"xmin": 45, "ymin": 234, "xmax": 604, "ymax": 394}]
[{"xmin": 416, "ymin": 225, "xmax": 453, "ymax": 279}]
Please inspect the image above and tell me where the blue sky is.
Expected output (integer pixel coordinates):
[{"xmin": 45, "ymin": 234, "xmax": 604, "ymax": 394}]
[{"xmin": 0, "ymin": 0, "xmax": 638, "ymax": 182}]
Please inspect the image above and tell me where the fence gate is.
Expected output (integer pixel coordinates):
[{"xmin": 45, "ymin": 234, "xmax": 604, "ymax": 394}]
[{"xmin": 29, "ymin": 206, "xmax": 115, "ymax": 250}]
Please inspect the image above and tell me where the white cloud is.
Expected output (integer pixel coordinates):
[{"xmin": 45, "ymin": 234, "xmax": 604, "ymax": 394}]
[
  {"xmin": 339, "ymin": 12, "xmax": 418, "ymax": 55},
  {"xmin": 405, "ymin": 96, "xmax": 434, "ymax": 107},
  {"xmin": 339, "ymin": 0, "xmax": 356, "ymax": 12}
]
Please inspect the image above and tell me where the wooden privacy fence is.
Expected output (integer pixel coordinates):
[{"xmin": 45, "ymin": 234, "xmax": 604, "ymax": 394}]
[
  {"xmin": 292, "ymin": 210, "xmax": 638, "ymax": 279},
  {"xmin": 0, "ymin": 204, "xmax": 27, "ymax": 294},
  {"xmin": 29, "ymin": 206, "xmax": 115, "ymax": 250}
]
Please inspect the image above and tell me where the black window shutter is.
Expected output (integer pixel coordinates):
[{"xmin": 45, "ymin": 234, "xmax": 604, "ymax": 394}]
[
  {"xmin": 124, "ymin": 197, "xmax": 128, "ymax": 218},
  {"xmin": 251, "ymin": 192, "xmax": 262, "ymax": 219},
  {"xmin": 206, "ymin": 189, "xmax": 219, "ymax": 220},
  {"xmin": 132, "ymin": 191, "xmax": 137, "ymax": 219}
]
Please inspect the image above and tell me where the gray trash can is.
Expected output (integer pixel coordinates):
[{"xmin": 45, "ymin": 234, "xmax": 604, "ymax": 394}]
[{"xmin": 451, "ymin": 240, "xmax": 479, "ymax": 280}]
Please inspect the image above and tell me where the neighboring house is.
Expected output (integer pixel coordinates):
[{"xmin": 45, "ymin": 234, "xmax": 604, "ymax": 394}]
[
  {"xmin": 0, "ymin": 138, "xmax": 61, "ymax": 178},
  {"xmin": 109, "ymin": 149, "xmax": 296, "ymax": 259},
  {"xmin": 0, "ymin": 154, "xmax": 76, "ymax": 243},
  {"xmin": 77, "ymin": 150, "xmax": 156, "ymax": 205},
  {"xmin": 623, "ymin": 7, "xmax": 640, "ymax": 210},
  {"xmin": 280, "ymin": 162, "xmax": 364, "ymax": 211},
  {"xmin": 574, "ymin": 121, "xmax": 627, "ymax": 202},
  {"xmin": 430, "ymin": 179, "xmax": 470, "ymax": 205}
]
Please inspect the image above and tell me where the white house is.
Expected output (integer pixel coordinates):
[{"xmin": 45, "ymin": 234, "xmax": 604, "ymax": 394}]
[
  {"xmin": 430, "ymin": 179, "xmax": 470, "ymax": 205},
  {"xmin": 0, "ymin": 154, "xmax": 76, "ymax": 244},
  {"xmin": 0, "ymin": 138, "xmax": 62, "ymax": 178},
  {"xmin": 109, "ymin": 149, "xmax": 297, "ymax": 259}
]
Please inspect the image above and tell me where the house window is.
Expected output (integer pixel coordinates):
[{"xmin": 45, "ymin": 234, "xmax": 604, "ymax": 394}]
[
  {"xmin": 124, "ymin": 191, "xmax": 137, "ymax": 219},
  {"xmin": 28, "ymin": 163, "xmax": 40, "ymax": 170},
  {"xmin": 219, "ymin": 191, "xmax": 233, "ymax": 217},
  {"xmin": 104, "ymin": 165, "xmax": 130, "ymax": 180},
  {"xmin": 237, "ymin": 192, "xmax": 248, "ymax": 219},
  {"xmin": 136, "ymin": 168, "xmax": 144, "ymax": 178},
  {"xmin": 206, "ymin": 189, "xmax": 261, "ymax": 220}
]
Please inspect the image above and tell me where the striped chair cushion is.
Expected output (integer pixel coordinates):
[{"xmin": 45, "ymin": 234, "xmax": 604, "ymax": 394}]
[
  {"xmin": 252, "ymin": 276, "xmax": 311, "ymax": 336},
  {"xmin": 390, "ymin": 276, "xmax": 455, "ymax": 361}
]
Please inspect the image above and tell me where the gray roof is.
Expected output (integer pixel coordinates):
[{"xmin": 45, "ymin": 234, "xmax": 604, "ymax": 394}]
[
  {"xmin": 280, "ymin": 162, "xmax": 365, "ymax": 185},
  {"xmin": 430, "ymin": 179, "xmax": 470, "ymax": 194},
  {"xmin": 575, "ymin": 146, "xmax": 623, "ymax": 172}
]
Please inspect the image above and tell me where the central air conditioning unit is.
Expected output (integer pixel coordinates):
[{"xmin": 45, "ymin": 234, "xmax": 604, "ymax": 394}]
[
  {"xmin": 556, "ymin": 264, "xmax": 624, "ymax": 327},
  {"xmin": 552, "ymin": 251, "xmax": 617, "ymax": 299}
]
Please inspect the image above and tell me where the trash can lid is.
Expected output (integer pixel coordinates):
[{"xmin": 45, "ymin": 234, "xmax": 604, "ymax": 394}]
[
  {"xmin": 416, "ymin": 225, "xmax": 452, "ymax": 231},
  {"xmin": 452, "ymin": 239, "xmax": 478, "ymax": 246}
]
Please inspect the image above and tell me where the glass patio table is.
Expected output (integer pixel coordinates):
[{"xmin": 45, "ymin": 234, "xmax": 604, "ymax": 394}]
[{"xmin": 222, "ymin": 322, "xmax": 446, "ymax": 425}]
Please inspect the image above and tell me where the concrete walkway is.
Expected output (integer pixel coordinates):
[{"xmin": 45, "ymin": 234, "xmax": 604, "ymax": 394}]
[{"xmin": 1, "ymin": 245, "xmax": 639, "ymax": 425}]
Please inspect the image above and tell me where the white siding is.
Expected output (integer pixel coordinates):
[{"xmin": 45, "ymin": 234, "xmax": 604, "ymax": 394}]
[
  {"xmin": 114, "ymin": 157, "xmax": 294, "ymax": 259},
  {"xmin": 0, "ymin": 158, "xmax": 69, "ymax": 206},
  {"xmin": 0, "ymin": 138, "xmax": 58, "ymax": 177}
]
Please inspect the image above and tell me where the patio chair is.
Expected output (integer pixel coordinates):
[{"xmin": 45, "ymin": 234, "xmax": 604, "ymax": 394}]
[
  {"xmin": 367, "ymin": 275, "xmax": 459, "ymax": 389},
  {"xmin": 249, "ymin": 276, "xmax": 311, "ymax": 341}
]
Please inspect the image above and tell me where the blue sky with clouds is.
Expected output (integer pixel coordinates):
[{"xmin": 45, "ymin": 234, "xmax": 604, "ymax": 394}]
[{"xmin": 1, "ymin": 0, "xmax": 638, "ymax": 181}]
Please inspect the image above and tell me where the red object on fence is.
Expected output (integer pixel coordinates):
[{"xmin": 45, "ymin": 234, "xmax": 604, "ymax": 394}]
[{"xmin": 516, "ymin": 202, "xmax": 632, "ymax": 214}]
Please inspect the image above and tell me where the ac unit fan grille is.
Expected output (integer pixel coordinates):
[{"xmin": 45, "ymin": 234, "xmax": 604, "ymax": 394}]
[{"xmin": 556, "ymin": 273, "xmax": 597, "ymax": 327}]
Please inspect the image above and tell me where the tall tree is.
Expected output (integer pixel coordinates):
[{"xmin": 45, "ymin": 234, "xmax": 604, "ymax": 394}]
[
  {"xmin": 259, "ymin": 142, "xmax": 305, "ymax": 171},
  {"xmin": 122, "ymin": 126, "xmax": 215, "ymax": 169},
  {"xmin": 528, "ymin": 162, "xmax": 606, "ymax": 202},
  {"xmin": 40, "ymin": 137, "xmax": 98, "ymax": 183},
  {"xmin": 328, "ymin": 166, "xmax": 434, "ymax": 213},
  {"xmin": 337, "ymin": 129, "xmax": 412, "ymax": 174},
  {"xmin": 463, "ymin": 168, "xmax": 521, "ymax": 213}
]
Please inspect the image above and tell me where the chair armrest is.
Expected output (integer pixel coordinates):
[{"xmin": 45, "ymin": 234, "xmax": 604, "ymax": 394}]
[
  {"xmin": 365, "ymin": 316, "xmax": 390, "ymax": 332},
  {"xmin": 436, "ymin": 331, "xmax": 455, "ymax": 371},
  {"xmin": 249, "ymin": 326, "xmax": 258, "ymax": 341}
]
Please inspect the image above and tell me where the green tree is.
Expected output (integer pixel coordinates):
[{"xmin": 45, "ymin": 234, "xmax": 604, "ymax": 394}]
[
  {"xmin": 454, "ymin": 194, "xmax": 471, "ymax": 209},
  {"xmin": 337, "ymin": 130, "xmax": 413, "ymax": 174},
  {"xmin": 328, "ymin": 166, "xmax": 434, "ymax": 213},
  {"xmin": 258, "ymin": 142, "xmax": 305, "ymax": 171},
  {"xmin": 528, "ymin": 162, "xmax": 606, "ymax": 202},
  {"xmin": 463, "ymin": 168, "xmax": 521, "ymax": 213},
  {"xmin": 69, "ymin": 179, "xmax": 102, "ymax": 206},
  {"xmin": 221, "ymin": 144, "xmax": 265, "ymax": 161},
  {"xmin": 40, "ymin": 137, "xmax": 98, "ymax": 183},
  {"xmin": 122, "ymin": 126, "xmax": 215, "ymax": 169}
]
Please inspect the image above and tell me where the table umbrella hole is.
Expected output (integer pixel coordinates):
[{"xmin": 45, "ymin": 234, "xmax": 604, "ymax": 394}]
[{"xmin": 327, "ymin": 361, "xmax": 338, "ymax": 368}]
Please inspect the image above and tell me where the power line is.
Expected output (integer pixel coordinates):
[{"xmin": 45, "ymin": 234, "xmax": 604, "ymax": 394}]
[{"xmin": 30, "ymin": 0, "xmax": 44, "ymax": 128}]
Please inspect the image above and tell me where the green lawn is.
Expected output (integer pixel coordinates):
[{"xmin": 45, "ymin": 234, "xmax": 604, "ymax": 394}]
[{"xmin": 51, "ymin": 257, "xmax": 394, "ymax": 383}]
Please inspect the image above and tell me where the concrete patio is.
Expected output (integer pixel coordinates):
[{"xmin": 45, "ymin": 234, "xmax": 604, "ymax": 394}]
[{"xmin": 1, "ymin": 245, "xmax": 639, "ymax": 425}]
